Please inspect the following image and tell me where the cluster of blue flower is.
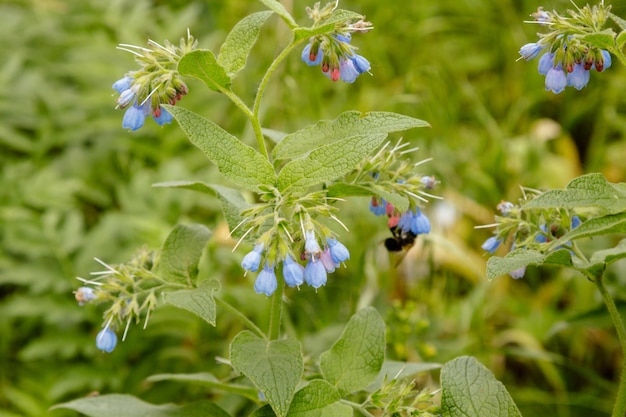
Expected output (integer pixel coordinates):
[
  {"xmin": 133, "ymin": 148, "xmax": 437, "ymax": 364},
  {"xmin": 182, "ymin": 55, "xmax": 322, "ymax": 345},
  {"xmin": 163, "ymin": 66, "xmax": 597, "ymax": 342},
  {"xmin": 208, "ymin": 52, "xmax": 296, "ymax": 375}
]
[
  {"xmin": 301, "ymin": 33, "xmax": 371, "ymax": 83},
  {"xmin": 369, "ymin": 198, "xmax": 431, "ymax": 253},
  {"xmin": 241, "ymin": 232, "xmax": 351, "ymax": 296},
  {"xmin": 112, "ymin": 76, "xmax": 179, "ymax": 131},
  {"xmin": 75, "ymin": 286, "xmax": 117, "ymax": 352},
  {"xmin": 519, "ymin": 42, "xmax": 612, "ymax": 94},
  {"xmin": 481, "ymin": 201, "xmax": 582, "ymax": 279}
]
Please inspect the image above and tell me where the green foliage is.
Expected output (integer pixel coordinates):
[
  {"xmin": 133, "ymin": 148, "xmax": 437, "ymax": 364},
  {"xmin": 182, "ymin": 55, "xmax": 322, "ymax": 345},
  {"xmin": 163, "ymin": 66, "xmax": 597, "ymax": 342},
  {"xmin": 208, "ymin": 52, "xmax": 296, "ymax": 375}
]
[
  {"xmin": 320, "ymin": 307, "xmax": 385, "ymax": 396},
  {"xmin": 164, "ymin": 105, "xmax": 276, "ymax": 190},
  {"xmin": 53, "ymin": 394, "xmax": 231, "ymax": 417},
  {"xmin": 441, "ymin": 356, "xmax": 522, "ymax": 417},
  {"xmin": 4, "ymin": 0, "xmax": 626, "ymax": 417},
  {"xmin": 157, "ymin": 224, "xmax": 212, "ymax": 286}
]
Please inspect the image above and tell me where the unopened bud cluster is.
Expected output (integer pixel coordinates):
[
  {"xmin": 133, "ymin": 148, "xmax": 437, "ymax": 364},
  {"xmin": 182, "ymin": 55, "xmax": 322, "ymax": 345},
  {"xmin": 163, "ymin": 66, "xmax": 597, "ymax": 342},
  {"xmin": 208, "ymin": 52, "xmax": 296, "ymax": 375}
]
[
  {"xmin": 301, "ymin": 2, "xmax": 373, "ymax": 82},
  {"xmin": 480, "ymin": 196, "xmax": 582, "ymax": 279},
  {"xmin": 112, "ymin": 33, "xmax": 197, "ymax": 130},
  {"xmin": 73, "ymin": 248, "xmax": 160, "ymax": 352},
  {"xmin": 519, "ymin": 4, "xmax": 613, "ymax": 93}
]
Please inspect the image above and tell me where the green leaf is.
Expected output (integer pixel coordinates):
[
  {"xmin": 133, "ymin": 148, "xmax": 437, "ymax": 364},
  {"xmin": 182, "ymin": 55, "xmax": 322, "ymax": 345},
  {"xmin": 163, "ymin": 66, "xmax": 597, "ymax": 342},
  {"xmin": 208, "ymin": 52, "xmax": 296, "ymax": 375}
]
[
  {"xmin": 287, "ymin": 380, "xmax": 351, "ymax": 417},
  {"xmin": 440, "ymin": 356, "xmax": 522, "ymax": 417},
  {"xmin": 273, "ymin": 111, "xmax": 429, "ymax": 160},
  {"xmin": 52, "ymin": 394, "xmax": 232, "ymax": 417},
  {"xmin": 250, "ymin": 405, "xmax": 277, "ymax": 417},
  {"xmin": 610, "ymin": 12, "xmax": 626, "ymax": 31},
  {"xmin": 580, "ymin": 29, "xmax": 616, "ymax": 50},
  {"xmin": 163, "ymin": 280, "xmax": 219, "ymax": 326},
  {"xmin": 550, "ymin": 212, "xmax": 626, "ymax": 248},
  {"xmin": 365, "ymin": 360, "xmax": 442, "ymax": 392},
  {"xmin": 218, "ymin": 11, "xmax": 273, "ymax": 76},
  {"xmin": 486, "ymin": 248, "xmax": 573, "ymax": 281},
  {"xmin": 327, "ymin": 183, "xmax": 410, "ymax": 213},
  {"xmin": 320, "ymin": 307, "xmax": 385, "ymax": 396},
  {"xmin": 277, "ymin": 133, "xmax": 387, "ymax": 191},
  {"xmin": 164, "ymin": 106, "xmax": 277, "ymax": 191},
  {"xmin": 617, "ymin": 30, "xmax": 626, "ymax": 50},
  {"xmin": 294, "ymin": 10, "xmax": 364, "ymax": 40},
  {"xmin": 589, "ymin": 238, "xmax": 626, "ymax": 266},
  {"xmin": 178, "ymin": 49, "xmax": 231, "ymax": 92},
  {"xmin": 230, "ymin": 331, "xmax": 303, "ymax": 417},
  {"xmin": 147, "ymin": 372, "xmax": 259, "ymax": 401},
  {"xmin": 523, "ymin": 173, "xmax": 626, "ymax": 214},
  {"xmin": 258, "ymin": 0, "xmax": 296, "ymax": 28},
  {"xmin": 153, "ymin": 181, "xmax": 251, "ymax": 239},
  {"xmin": 156, "ymin": 224, "xmax": 211, "ymax": 286}
]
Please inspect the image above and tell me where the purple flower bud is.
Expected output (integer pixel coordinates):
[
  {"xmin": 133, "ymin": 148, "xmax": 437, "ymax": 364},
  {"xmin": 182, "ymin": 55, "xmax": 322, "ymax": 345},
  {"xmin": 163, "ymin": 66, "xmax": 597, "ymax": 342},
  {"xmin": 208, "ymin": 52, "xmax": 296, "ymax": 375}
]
[
  {"xmin": 152, "ymin": 107, "xmax": 173, "ymax": 126},
  {"xmin": 112, "ymin": 77, "xmax": 132, "ymax": 93},
  {"xmin": 75, "ymin": 286, "xmax": 96, "ymax": 306},
  {"xmin": 350, "ymin": 54, "xmax": 371, "ymax": 74},
  {"xmin": 283, "ymin": 255, "xmax": 304, "ymax": 287},
  {"xmin": 122, "ymin": 104, "xmax": 147, "ymax": 131},
  {"xmin": 566, "ymin": 63, "xmax": 590, "ymax": 90},
  {"xmin": 301, "ymin": 43, "xmax": 322, "ymax": 66},
  {"xmin": 320, "ymin": 249, "xmax": 336, "ymax": 273},
  {"xmin": 305, "ymin": 230, "xmax": 321, "ymax": 257},
  {"xmin": 481, "ymin": 237, "xmax": 501, "ymax": 254},
  {"xmin": 116, "ymin": 88, "xmax": 136, "ymax": 108},
  {"xmin": 537, "ymin": 52, "xmax": 554, "ymax": 75},
  {"xmin": 509, "ymin": 266, "xmax": 526, "ymax": 279},
  {"xmin": 333, "ymin": 33, "xmax": 352, "ymax": 43},
  {"xmin": 339, "ymin": 59, "xmax": 360, "ymax": 83},
  {"xmin": 545, "ymin": 65, "xmax": 567, "ymax": 94},
  {"xmin": 571, "ymin": 216, "xmax": 581, "ymax": 229},
  {"xmin": 254, "ymin": 264, "xmax": 277, "ymax": 296},
  {"xmin": 242, "ymin": 243, "xmax": 264, "ymax": 272},
  {"xmin": 369, "ymin": 198, "xmax": 387, "ymax": 216},
  {"xmin": 304, "ymin": 259, "xmax": 327, "ymax": 288},
  {"xmin": 519, "ymin": 42, "xmax": 544, "ymax": 61},
  {"xmin": 327, "ymin": 238, "xmax": 350, "ymax": 264},
  {"xmin": 96, "ymin": 328, "xmax": 117, "ymax": 353}
]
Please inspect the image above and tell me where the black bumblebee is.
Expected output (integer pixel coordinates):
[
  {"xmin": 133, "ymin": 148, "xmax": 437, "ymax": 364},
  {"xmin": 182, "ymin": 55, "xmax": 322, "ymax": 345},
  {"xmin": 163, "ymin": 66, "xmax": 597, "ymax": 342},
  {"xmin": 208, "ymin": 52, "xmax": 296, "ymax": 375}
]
[{"xmin": 384, "ymin": 225, "xmax": 417, "ymax": 253}]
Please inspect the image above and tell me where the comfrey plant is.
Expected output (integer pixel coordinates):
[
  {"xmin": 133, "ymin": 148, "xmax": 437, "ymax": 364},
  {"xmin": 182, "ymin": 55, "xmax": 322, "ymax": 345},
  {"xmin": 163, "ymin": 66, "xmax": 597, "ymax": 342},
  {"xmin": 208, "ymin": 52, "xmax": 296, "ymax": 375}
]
[
  {"xmin": 519, "ymin": 1, "xmax": 626, "ymax": 93},
  {"xmin": 55, "ymin": 2, "xmax": 626, "ymax": 417},
  {"xmin": 480, "ymin": 174, "xmax": 626, "ymax": 417}
]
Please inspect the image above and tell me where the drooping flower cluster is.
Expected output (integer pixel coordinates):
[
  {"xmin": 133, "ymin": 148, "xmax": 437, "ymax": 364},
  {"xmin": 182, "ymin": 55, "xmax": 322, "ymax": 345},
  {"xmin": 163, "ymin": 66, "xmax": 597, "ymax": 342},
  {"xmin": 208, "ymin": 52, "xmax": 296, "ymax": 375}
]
[
  {"xmin": 480, "ymin": 198, "xmax": 582, "ymax": 279},
  {"xmin": 357, "ymin": 141, "xmax": 437, "ymax": 255},
  {"xmin": 73, "ymin": 248, "xmax": 160, "ymax": 352},
  {"xmin": 300, "ymin": 2, "xmax": 373, "ymax": 82},
  {"xmin": 519, "ymin": 5, "xmax": 613, "ymax": 93},
  {"xmin": 241, "ymin": 228, "xmax": 351, "ymax": 296},
  {"xmin": 112, "ymin": 32, "xmax": 197, "ymax": 130}
]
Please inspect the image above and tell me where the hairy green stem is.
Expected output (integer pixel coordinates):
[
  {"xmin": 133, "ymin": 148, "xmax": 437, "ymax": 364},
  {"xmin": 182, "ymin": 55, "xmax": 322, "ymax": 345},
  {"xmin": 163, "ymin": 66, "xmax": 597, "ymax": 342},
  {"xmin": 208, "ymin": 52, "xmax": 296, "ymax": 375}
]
[
  {"xmin": 251, "ymin": 38, "xmax": 303, "ymax": 160},
  {"xmin": 340, "ymin": 399, "xmax": 376, "ymax": 417},
  {"xmin": 216, "ymin": 296, "xmax": 266, "ymax": 339},
  {"xmin": 268, "ymin": 278, "xmax": 285, "ymax": 340},
  {"xmin": 594, "ymin": 271, "xmax": 626, "ymax": 417}
]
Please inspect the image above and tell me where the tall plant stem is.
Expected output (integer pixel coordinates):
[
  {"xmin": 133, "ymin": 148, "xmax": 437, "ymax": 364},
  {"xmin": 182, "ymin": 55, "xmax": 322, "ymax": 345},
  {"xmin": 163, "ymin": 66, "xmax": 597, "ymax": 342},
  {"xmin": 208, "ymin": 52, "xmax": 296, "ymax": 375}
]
[
  {"xmin": 268, "ymin": 278, "xmax": 285, "ymax": 340},
  {"xmin": 594, "ymin": 271, "xmax": 626, "ymax": 417}
]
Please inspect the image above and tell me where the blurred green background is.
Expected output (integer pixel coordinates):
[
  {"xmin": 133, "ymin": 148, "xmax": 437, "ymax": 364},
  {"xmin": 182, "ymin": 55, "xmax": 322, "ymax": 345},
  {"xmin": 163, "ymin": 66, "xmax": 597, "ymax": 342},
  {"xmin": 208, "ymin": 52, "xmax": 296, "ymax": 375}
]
[{"xmin": 1, "ymin": 0, "xmax": 626, "ymax": 416}]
